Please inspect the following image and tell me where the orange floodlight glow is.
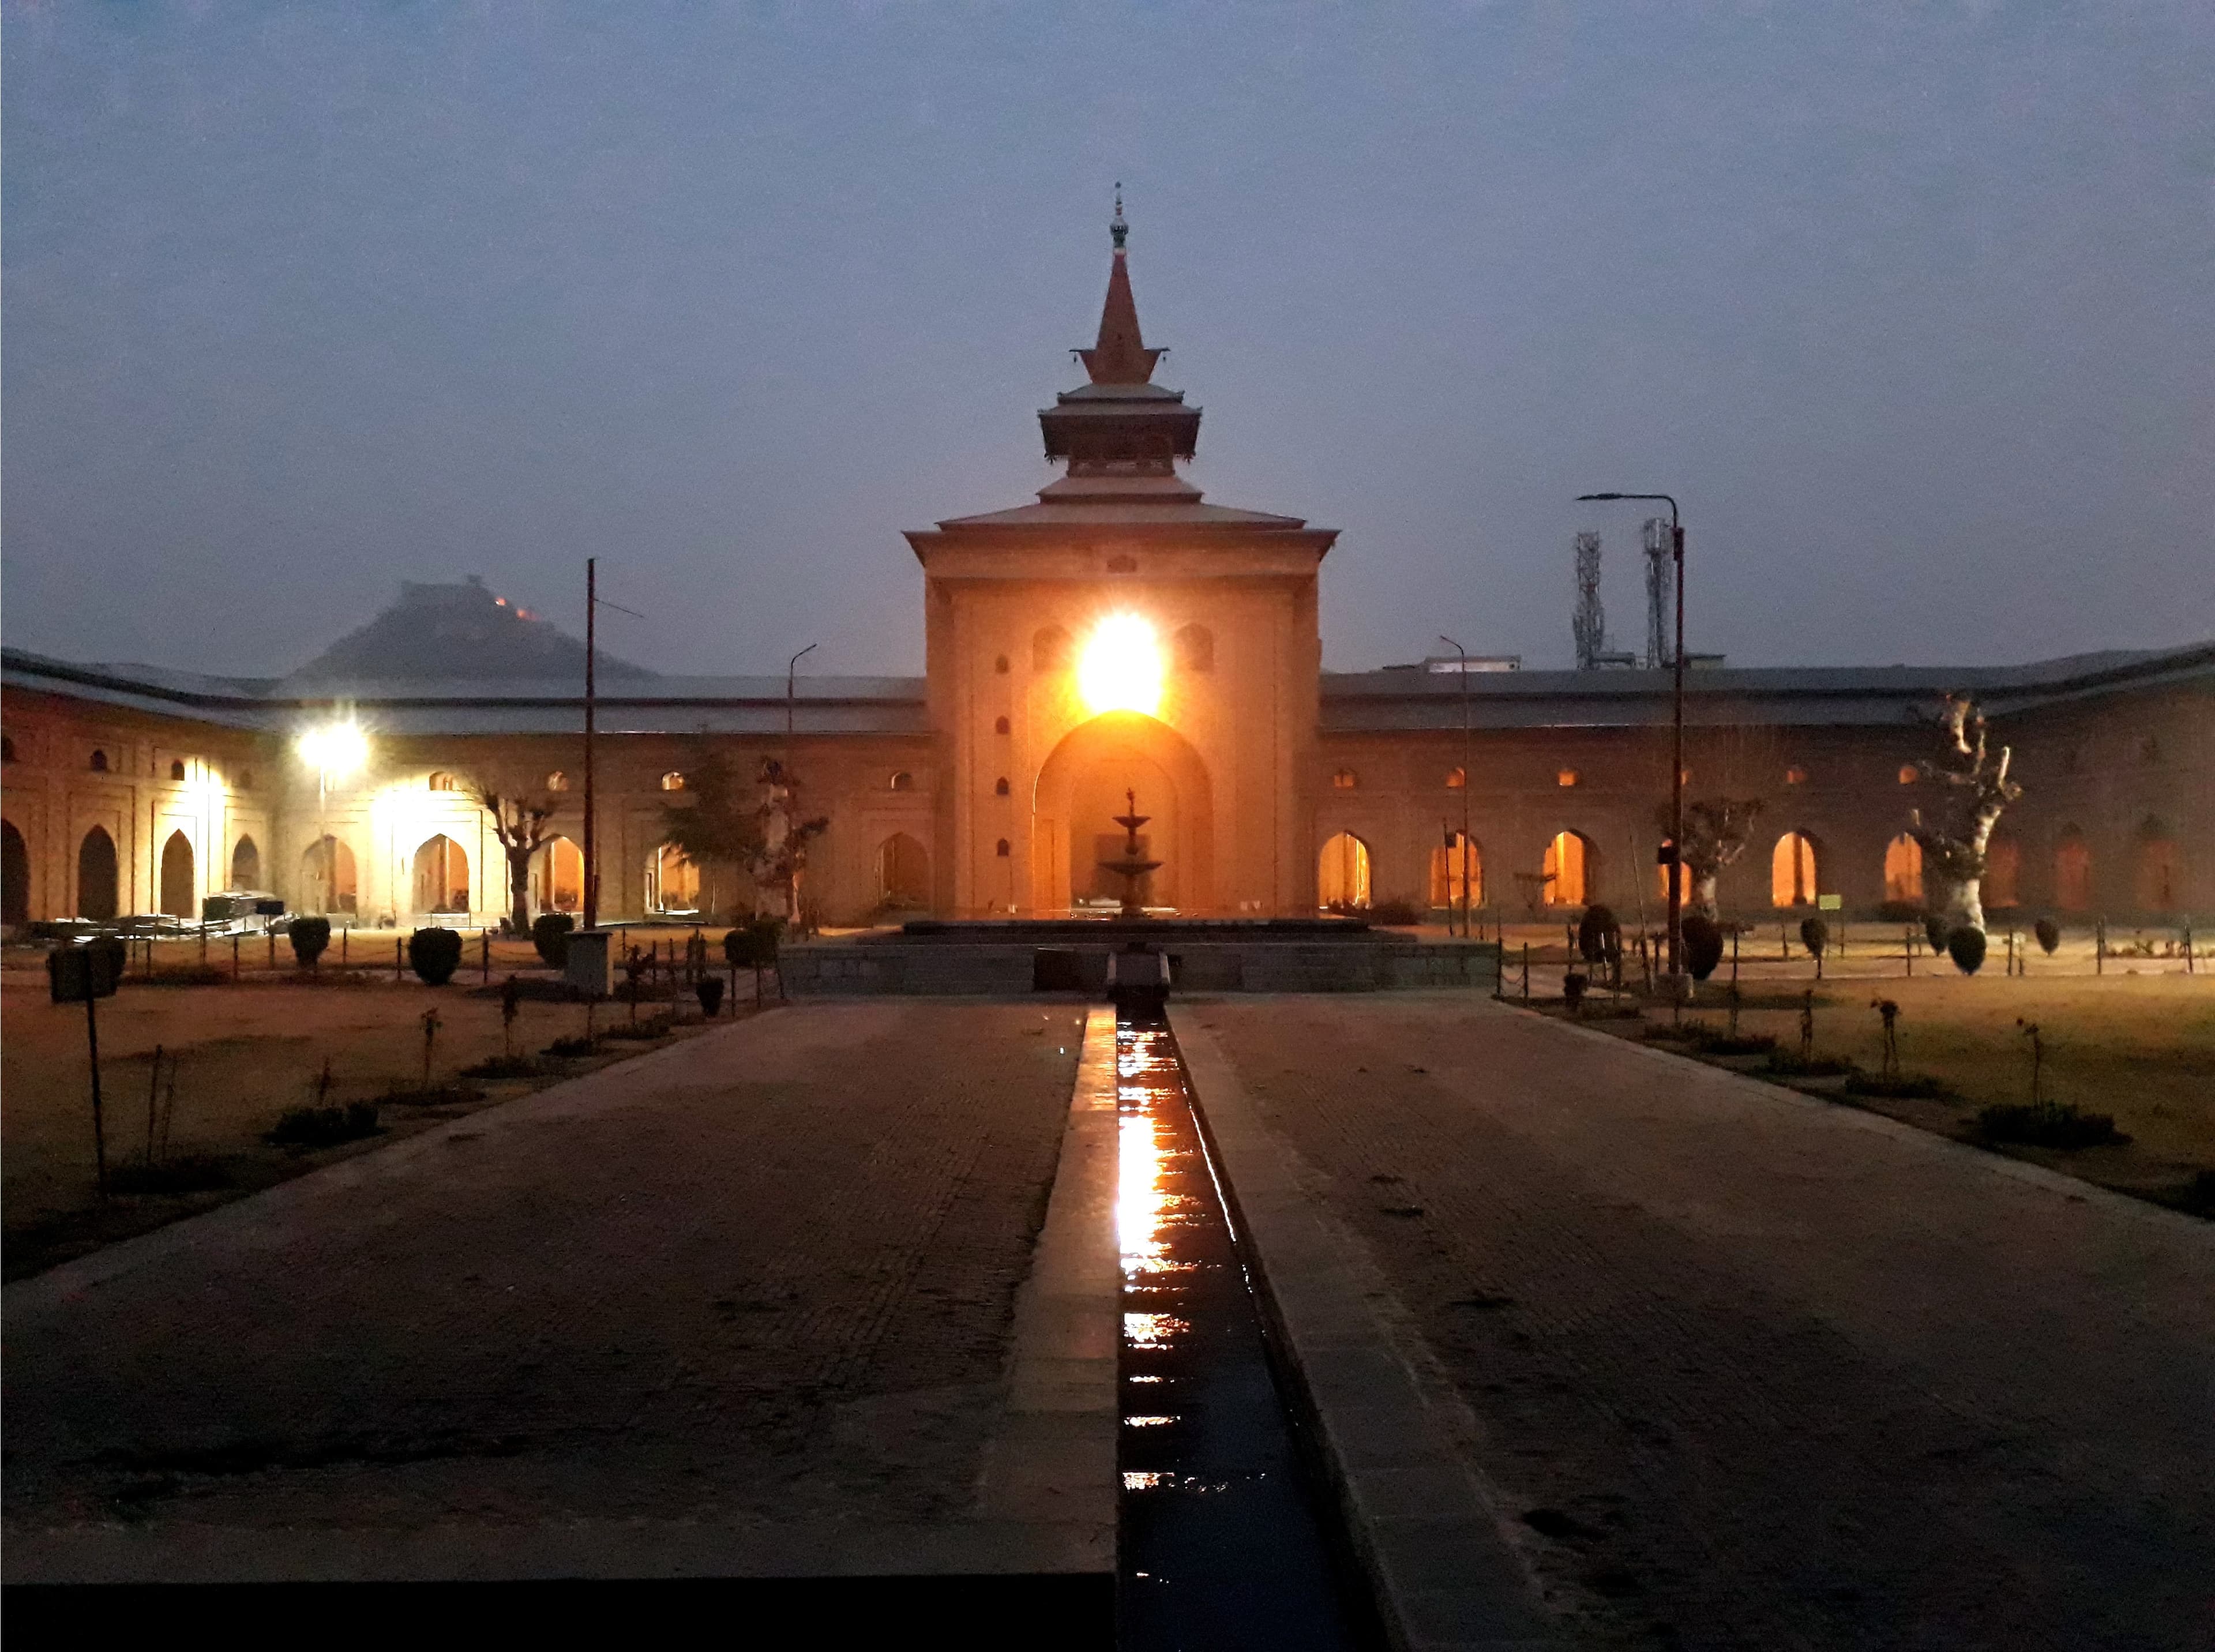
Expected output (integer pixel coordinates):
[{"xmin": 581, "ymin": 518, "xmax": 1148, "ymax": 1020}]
[{"xmin": 1078, "ymin": 613, "xmax": 1161, "ymax": 716}]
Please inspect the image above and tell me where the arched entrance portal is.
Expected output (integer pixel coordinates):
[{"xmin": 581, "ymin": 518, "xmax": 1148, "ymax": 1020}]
[
  {"xmin": 303, "ymin": 836, "xmax": 359, "ymax": 914},
  {"xmin": 1319, "ymin": 832, "xmax": 1372, "ymax": 910},
  {"xmin": 1032, "ymin": 712, "xmax": 1214, "ymax": 915},
  {"xmin": 2, "ymin": 821, "xmax": 29, "ymax": 925},
  {"xmin": 532, "ymin": 836, "xmax": 583, "ymax": 914},
  {"xmin": 412, "ymin": 834, "xmax": 470, "ymax": 913},
  {"xmin": 159, "ymin": 831, "xmax": 195, "ymax": 919},
  {"xmin": 878, "ymin": 832, "xmax": 930, "ymax": 910},
  {"xmin": 77, "ymin": 827, "xmax": 119, "ymax": 921}
]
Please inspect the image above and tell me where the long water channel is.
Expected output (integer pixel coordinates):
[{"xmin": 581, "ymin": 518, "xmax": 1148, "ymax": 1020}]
[{"xmin": 1114, "ymin": 1016, "xmax": 1376, "ymax": 1650}]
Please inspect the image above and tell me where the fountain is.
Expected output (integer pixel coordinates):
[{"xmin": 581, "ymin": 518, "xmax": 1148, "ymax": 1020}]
[{"xmin": 1099, "ymin": 789, "xmax": 1162, "ymax": 921}]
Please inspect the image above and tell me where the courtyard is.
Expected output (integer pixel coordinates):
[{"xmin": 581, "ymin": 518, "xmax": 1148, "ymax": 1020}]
[{"xmin": 5, "ymin": 986, "xmax": 2209, "ymax": 1645}]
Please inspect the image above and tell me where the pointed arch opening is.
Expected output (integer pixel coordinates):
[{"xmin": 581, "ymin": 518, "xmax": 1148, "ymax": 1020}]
[
  {"xmin": 1984, "ymin": 834, "xmax": 2021, "ymax": 910},
  {"xmin": 1032, "ymin": 711, "xmax": 1213, "ymax": 914},
  {"xmin": 159, "ymin": 830, "xmax": 196, "ymax": 919},
  {"xmin": 3, "ymin": 820, "xmax": 30, "ymax": 925},
  {"xmin": 647, "ymin": 844, "xmax": 701, "ymax": 914},
  {"xmin": 1771, "ymin": 831, "xmax": 1819, "ymax": 907},
  {"xmin": 1318, "ymin": 832, "xmax": 1373, "ymax": 910},
  {"xmin": 1542, "ymin": 830, "xmax": 1597, "ymax": 906},
  {"xmin": 231, "ymin": 834, "xmax": 262, "ymax": 890},
  {"xmin": 304, "ymin": 836, "xmax": 358, "ymax": 915},
  {"xmin": 2134, "ymin": 819, "xmax": 2180, "ymax": 913},
  {"xmin": 531, "ymin": 835, "xmax": 583, "ymax": 914},
  {"xmin": 1428, "ymin": 833, "xmax": 1482, "ymax": 909},
  {"xmin": 1883, "ymin": 834, "xmax": 1924, "ymax": 905},
  {"xmin": 77, "ymin": 826, "xmax": 118, "ymax": 921},
  {"xmin": 412, "ymin": 834, "xmax": 470, "ymax": 914},
  {"xmin": 878, "ymin": 832, "xmax": 930, "ymax": 911},
  {"xmin": 2053, "ymin": 827, "xmax": 2091, "ymax": 913}
]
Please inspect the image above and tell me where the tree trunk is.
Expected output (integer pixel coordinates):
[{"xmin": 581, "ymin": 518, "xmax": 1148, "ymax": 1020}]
[
  {"xmin": 1941, "ymin": 874, "xmax": 1984, "ymax": 938},
  {"xmin": 1690, "ymin": 872, "xmax": 1721, "ymax": 922},
  {"xmin": 508, "ymin": 848, "xmax": 532, "ymax": 937}
]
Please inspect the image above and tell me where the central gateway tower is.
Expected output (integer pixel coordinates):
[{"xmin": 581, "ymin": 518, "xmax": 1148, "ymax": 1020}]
[{"xmin": 907, "ymin": 204, "xmax": 1338, "ymax": 917}]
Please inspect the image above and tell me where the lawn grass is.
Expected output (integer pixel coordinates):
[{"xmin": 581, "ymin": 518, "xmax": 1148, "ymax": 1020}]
[
  {"xmin": 1, "ymin": 955, "xmax": 761, "ymax": 1280},
  {"xmin": 1554, "ymin": 974, "xmax": 2215, "ymax": 1214}
]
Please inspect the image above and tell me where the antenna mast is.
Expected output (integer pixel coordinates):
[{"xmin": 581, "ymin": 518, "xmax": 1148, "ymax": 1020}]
[
  {"xmin": 1642, "ymin": 517, "xmax": 1673, "ymax": 670},
  {"xmin": 1572, "ymin": 531, "xmax": 1605, "ymax": 670}
]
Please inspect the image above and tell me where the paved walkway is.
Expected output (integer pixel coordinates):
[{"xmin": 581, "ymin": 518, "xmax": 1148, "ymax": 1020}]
[
  {"xmin": 4, "ymin": 1001, "xmax": 1102, "ymax": 1582},
  {"xmin": 1178, "ymin": 996, "xmax": 2215, "ymax": 1651}
]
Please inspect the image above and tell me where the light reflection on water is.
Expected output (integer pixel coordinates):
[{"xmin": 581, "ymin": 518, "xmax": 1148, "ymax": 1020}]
[{"xmin": 1114, "ymin": 1019, "xmax": 1369, "ymax": 1649}]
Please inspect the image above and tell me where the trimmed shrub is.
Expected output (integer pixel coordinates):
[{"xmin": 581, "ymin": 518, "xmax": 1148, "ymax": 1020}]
[
  {"xmin": 696, "ymin": 977, "xmax": 726, "ymax": 1016},
  {"xmin": 288, "ymin": 917, "xmax": 331, "ymax": 968},
  {"xmin": 1681, "ymin": 914, "xmax": 1725, "ymax": 981},
  {"xmin": 1370, "ymin": 897, "xmax": 1421, "ymax": 927},
  {"xmin": 1799, "ymin": 917, "xmax": 1829, "ymax": 958},
  {"xmin": 532, "ymin": 913, "xmax": 575, "ymax": 968},
  {"xmin": 2034, "ymin": 917, "xmax": 2061, "ymax": 955},
  {"xmin": 460, "ymin": 1055, "xmax": 539, "ymax": 1079},
  {"xmin": 1561, "ymin": 971, "xmax": 1587, "ymax": 1013},
  {"xmin": 1975, "ymin": 1101, "xmax": 2126, "ymax": 1149},
  {"xmin": 723, "ymin": 915, "xmax": 785, "ymax": 969},
  {"xmin": 1577, "ymin": 904, "xmax": 1620, "ymax": 966},
  {"xmin": 1947, "ymin": 927, "xmax": 1988, "ymax": 975},
  {"xmin": 2170, "ymin": 1169, "xmax": 2215, "ymax": 1217},
  {"xmin": 409, "ymin": 926, "xmax": 464, "ymax": 986},
  {"xmin": 545, "ymin": 1034, "xmax": 600, "ymax": 1058},
  {"xmin": 266, "ymin": 1101, "xmax": 380, "ymax": 1147}
]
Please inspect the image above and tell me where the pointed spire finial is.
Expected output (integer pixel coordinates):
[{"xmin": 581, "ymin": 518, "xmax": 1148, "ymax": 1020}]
[{"xmin": 1110, "ymin": 182, "xmax": 1128, "ymax": 254}]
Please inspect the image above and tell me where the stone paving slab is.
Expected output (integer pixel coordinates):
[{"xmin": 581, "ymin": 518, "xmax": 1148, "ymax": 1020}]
[
  {"xmin": 4, "ymin": 1001, "xmax": 1110, "ymax": 1583},
  {"xmin": 1176, "ymin": 994, "xmax": 2215, "ymax": 1651}
]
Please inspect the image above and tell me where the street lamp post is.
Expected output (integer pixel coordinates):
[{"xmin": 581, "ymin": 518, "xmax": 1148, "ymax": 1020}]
[
  {"xmin": 1577, "ymin": 493, "xmax": 1685, "ymax": 985},
  {"xmin": 785, "ymin": 643, "xmax": 817, "ymax": 929},
  {"xmin": 1439, "ymin": 634, "xmax": 1473, "ymax": 940}
]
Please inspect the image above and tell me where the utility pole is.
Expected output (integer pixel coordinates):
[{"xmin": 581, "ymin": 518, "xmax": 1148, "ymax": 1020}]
[
  {"xmin": 583, "ymin": 558, "xmax": 598, "ymax": 930},
  {"xmin": 1440, "ymin": 636, "xmax": 1473, "ymax": 940}
]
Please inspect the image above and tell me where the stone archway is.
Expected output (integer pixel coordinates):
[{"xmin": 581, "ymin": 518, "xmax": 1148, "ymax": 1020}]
[
  {"xmin": 2, "ymin": 820, "xmax": 29, "ymax": 925},
  {"xmin": 1033, "ymin": 712, "xmax": 1214, "ymax": 914},
  {"xmin": 160, "ymin": 830, "xmax": 195, "ymax": 919},
  {"xmin": 412, "ymin": 834, "xmax": 470, "ymax": 914},
  {"xmin": 531, "ymin": 835, "xmax": 583, "ymax": 914},
  {"xmin": 77, "ymin": 826, "xmax": 119, "ymax": 921}
]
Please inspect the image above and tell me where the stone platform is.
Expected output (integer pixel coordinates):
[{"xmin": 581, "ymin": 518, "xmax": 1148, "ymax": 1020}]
[{"xmin": 783, "ymin": 919, "xmax": 1501, "ymax": 997}]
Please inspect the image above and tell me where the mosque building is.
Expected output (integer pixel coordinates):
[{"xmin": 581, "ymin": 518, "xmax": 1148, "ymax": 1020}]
[{"xmin": 3, "ymin": 210, "xmax": 2208, "ymax": 933}]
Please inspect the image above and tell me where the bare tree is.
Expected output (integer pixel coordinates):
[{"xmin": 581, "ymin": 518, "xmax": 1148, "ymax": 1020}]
[
  {"xmin": 1662, "ymin": 798, "xmax": 1764, "ymax": 921},
  {"xmin": 754, "ymin": 756, "xmax": 828, "ymax": 931},
  {"xmin": 1908, "ymin": 693, "xmax": 2021, "ymax": 936},
  {"xmin": 466, "ymin": 775, "xmax": 564, "ymax": 936}
]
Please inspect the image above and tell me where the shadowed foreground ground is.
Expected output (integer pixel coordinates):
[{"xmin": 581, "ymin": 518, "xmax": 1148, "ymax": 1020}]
[
  {"xmin": 3, "ymin": 1003, "xmax": 1085, "ymax": 1570},
  {"xmin": 1184, "ymin": 995, "xmax": 2215, "ymax": 1651}
]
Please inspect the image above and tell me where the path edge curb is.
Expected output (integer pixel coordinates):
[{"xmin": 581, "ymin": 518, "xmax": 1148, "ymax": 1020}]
[{"xmin": 1167, "ymin": 1008, "xmax": 1561, "ymax": 1652}]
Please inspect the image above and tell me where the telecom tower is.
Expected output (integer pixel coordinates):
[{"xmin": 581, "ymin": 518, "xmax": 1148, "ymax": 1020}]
[
  {"xmin": 1571, "ymin": 532, "xmax": 1605, "ymax": 670},
  {"xmin": 1642, "ymin": 516, "xmax": 1673, "ymax": 669}
]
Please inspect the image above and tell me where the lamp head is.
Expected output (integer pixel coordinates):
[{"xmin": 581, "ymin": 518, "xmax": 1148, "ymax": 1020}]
[{"xmin": 297, "ymin": 721, "xmax": 369, "ymax": 780}]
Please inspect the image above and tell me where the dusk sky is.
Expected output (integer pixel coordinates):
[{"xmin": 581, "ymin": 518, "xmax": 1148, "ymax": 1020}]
[{"xmin": 5, "ymin": 2, "xmax": 2210, "ymax": 680}]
